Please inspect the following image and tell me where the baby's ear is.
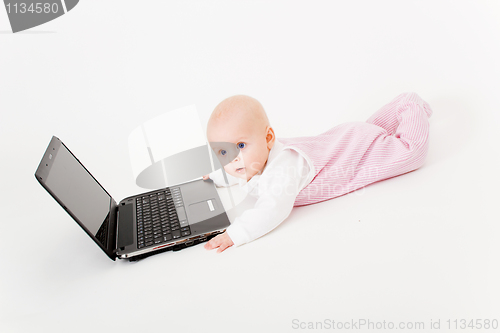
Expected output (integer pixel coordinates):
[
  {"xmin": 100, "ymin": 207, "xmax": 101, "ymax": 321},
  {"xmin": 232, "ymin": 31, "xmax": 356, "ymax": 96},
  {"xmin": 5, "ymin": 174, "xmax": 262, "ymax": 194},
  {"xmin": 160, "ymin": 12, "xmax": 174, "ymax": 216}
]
[{"xmin": 266, "ymin": 126, "xmax": 276, "ymax": 149}]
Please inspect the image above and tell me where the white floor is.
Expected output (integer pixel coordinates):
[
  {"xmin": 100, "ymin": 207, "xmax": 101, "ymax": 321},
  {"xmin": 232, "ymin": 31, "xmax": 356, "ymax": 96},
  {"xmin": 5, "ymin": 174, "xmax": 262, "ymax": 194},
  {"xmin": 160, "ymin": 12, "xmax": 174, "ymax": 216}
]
[{"xmin": 1, "ymin": 1, "xmax": 499, "ymax": 332}]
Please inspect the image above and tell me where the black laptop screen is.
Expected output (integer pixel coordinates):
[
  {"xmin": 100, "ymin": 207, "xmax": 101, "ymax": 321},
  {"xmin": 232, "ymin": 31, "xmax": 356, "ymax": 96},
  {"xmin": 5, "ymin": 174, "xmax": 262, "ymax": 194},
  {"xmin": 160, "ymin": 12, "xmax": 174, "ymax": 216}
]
[{"xmin": 44, "ymin": 143, "xmax": 111, "ymax": 237}]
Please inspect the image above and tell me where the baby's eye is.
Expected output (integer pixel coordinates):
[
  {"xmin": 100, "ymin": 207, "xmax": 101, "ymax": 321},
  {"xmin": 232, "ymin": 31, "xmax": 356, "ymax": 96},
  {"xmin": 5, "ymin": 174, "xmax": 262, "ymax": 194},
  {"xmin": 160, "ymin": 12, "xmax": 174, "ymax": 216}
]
[
  {"xmin": 237, "ymin": 142, "xmax": 246, "ymax": 149},
  {"xmin": 219, "ymin": 149, "xmax": 227, "ymax": 156}
]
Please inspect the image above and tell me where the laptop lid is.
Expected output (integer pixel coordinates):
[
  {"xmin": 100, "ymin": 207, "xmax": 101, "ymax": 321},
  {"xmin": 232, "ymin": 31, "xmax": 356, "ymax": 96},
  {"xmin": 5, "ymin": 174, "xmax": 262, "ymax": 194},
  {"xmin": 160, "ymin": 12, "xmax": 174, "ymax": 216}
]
[{"xmin": 35, "ymin": 136, "xmax": 118, "ymax": 260}]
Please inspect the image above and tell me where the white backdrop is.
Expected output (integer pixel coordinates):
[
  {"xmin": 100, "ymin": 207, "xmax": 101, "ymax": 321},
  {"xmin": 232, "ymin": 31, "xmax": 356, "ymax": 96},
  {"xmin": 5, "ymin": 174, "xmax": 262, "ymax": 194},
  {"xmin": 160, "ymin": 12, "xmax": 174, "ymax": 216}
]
[{"xmin": 1, "ymin": 1, "xmax": 499, "ymax": 332}]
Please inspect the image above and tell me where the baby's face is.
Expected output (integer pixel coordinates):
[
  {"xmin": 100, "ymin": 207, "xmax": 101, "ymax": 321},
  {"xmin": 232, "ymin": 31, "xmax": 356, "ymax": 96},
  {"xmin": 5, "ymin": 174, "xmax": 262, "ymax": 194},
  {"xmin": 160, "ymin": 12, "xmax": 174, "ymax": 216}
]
[{"xmin": 208, "ymin": 116, "xmax": 273, "ymax": 182}]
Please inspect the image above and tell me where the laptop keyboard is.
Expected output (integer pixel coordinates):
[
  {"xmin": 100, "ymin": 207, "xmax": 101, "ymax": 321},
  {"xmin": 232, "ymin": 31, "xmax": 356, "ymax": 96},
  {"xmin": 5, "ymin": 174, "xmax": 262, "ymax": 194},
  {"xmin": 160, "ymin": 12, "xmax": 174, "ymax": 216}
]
[{"xmin": 136, "ymin": 187, "xmax": 191, "ymax": 249}]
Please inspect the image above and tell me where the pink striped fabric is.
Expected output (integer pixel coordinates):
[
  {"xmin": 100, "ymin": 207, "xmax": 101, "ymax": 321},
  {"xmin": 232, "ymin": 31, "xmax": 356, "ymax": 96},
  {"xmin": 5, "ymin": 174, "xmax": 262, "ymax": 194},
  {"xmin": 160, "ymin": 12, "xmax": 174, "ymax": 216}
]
[{"xmin": 279, "ymin": 92, "xmax": 433, "ymax": 207}]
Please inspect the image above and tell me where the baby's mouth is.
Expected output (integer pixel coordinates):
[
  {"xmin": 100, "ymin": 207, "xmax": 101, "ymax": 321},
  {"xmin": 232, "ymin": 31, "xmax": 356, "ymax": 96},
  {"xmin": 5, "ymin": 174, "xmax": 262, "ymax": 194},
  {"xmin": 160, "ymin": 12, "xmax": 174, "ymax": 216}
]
[{"xmin": 235, "ymin": 167, "xmax": 245, "ymax": 173}]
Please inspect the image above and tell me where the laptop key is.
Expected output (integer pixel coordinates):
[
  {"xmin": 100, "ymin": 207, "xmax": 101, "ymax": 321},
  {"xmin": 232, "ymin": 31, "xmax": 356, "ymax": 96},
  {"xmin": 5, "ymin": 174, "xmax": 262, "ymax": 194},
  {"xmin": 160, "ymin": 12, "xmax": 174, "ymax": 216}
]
[
  {"xmin": 181, "ymin": 231, "xmax": 190, "ymax": 237},
  {"xmin": 172, "ymin": 230, "xmax": 181, "ymax": 239}
]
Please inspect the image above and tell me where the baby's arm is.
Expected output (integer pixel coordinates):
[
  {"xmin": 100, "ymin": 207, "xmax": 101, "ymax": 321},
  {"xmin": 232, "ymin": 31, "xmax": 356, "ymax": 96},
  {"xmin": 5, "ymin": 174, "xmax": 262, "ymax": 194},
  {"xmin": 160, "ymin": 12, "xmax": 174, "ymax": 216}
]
[
  {"xmin": 202, "ymin": 168, "xmax": 239, "ymax": 187},
  {"xmin": 204, "ymin": 177, "xmax": 298, "ymax": 253},
  {"xmin": 205, "ymin": 149, "xmax": 310, "ymax": 252},
  {"xmin": 204, "ymin": 231, "xmax": 234, "ymax": 253}
]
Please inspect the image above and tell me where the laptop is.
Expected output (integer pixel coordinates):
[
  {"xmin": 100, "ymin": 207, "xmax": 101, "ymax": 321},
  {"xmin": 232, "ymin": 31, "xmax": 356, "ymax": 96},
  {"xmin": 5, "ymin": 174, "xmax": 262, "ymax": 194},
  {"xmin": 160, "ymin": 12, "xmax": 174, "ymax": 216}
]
[{"xmin": 35, "ymin": 136, "xmax": 231, "ymax": 261}]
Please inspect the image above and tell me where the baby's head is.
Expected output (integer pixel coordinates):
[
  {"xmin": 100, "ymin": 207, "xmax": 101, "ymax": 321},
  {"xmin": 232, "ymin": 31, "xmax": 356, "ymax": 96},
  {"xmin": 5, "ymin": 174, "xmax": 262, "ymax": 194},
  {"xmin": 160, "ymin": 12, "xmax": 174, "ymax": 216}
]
[{"xmin": 207, "ymin": 95, "xmax": 275, "ymax": 182}]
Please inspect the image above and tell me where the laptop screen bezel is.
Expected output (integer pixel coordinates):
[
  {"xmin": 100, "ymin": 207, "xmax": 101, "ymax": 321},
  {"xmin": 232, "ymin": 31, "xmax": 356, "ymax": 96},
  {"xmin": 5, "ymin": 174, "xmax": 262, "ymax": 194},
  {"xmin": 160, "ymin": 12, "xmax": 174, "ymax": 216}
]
[{"xmin": 35, "ymin": 136, "xmax": 118, "ymax": 260}]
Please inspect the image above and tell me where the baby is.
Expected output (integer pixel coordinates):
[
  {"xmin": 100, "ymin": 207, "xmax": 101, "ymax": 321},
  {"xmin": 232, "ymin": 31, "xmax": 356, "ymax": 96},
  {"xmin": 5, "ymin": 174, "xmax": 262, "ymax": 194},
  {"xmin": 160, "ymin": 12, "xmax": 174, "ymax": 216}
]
[{"xmin": 203, "ymin": 93, "xmax": 433, "ymax": 253}]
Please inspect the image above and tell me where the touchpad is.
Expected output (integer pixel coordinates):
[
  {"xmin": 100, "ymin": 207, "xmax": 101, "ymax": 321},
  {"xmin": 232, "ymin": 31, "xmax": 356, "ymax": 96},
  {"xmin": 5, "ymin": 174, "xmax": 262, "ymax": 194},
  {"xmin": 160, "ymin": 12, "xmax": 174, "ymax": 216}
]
[{"xmin": 188, "ymin": 199, "xmax": 217, "ymax": 223}]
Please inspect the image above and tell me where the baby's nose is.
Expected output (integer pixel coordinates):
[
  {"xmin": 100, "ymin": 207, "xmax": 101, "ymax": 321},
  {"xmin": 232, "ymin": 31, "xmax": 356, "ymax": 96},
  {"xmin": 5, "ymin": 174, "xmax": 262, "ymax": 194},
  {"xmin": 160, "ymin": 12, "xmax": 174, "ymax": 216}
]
[{"xmin": 231, "ymin": 152, "xmax": 242, "ymax": 162}]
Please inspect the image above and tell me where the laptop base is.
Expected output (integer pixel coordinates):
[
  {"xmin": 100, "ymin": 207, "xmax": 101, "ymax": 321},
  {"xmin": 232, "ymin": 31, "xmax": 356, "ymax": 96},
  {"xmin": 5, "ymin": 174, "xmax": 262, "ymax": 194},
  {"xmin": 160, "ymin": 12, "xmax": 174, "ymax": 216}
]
[{"xmin": 127, "ymin": 231, "xmax": 222, "ymax": 261}]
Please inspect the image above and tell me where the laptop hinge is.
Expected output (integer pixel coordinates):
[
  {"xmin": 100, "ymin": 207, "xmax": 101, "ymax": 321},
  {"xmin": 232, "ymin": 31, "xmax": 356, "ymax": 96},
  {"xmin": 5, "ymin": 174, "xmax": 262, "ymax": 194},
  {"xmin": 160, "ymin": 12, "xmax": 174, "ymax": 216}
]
[{"xmin": 115, "ymin": 203, "xmax": 134, "ymax": 251}]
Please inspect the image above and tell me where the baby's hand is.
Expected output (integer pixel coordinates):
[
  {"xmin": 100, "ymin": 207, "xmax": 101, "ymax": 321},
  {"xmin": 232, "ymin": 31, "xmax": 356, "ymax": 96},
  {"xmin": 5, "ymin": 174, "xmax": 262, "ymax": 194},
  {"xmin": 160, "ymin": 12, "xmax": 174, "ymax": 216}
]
[
  {"xmin": 204, "ymin": 231, "xmax": 234, "ymax": 253},
  {"xmin": 202, "ymin": 174, "xmax": 210, "ymax": 180}
]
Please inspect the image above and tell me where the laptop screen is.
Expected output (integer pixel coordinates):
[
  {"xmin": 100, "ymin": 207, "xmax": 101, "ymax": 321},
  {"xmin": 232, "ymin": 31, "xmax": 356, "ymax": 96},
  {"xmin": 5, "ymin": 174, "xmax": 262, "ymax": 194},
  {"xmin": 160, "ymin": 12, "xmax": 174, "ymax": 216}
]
[{"xmin": 44, "ymin": 143, "xmax": 112, "ymax": 238}]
